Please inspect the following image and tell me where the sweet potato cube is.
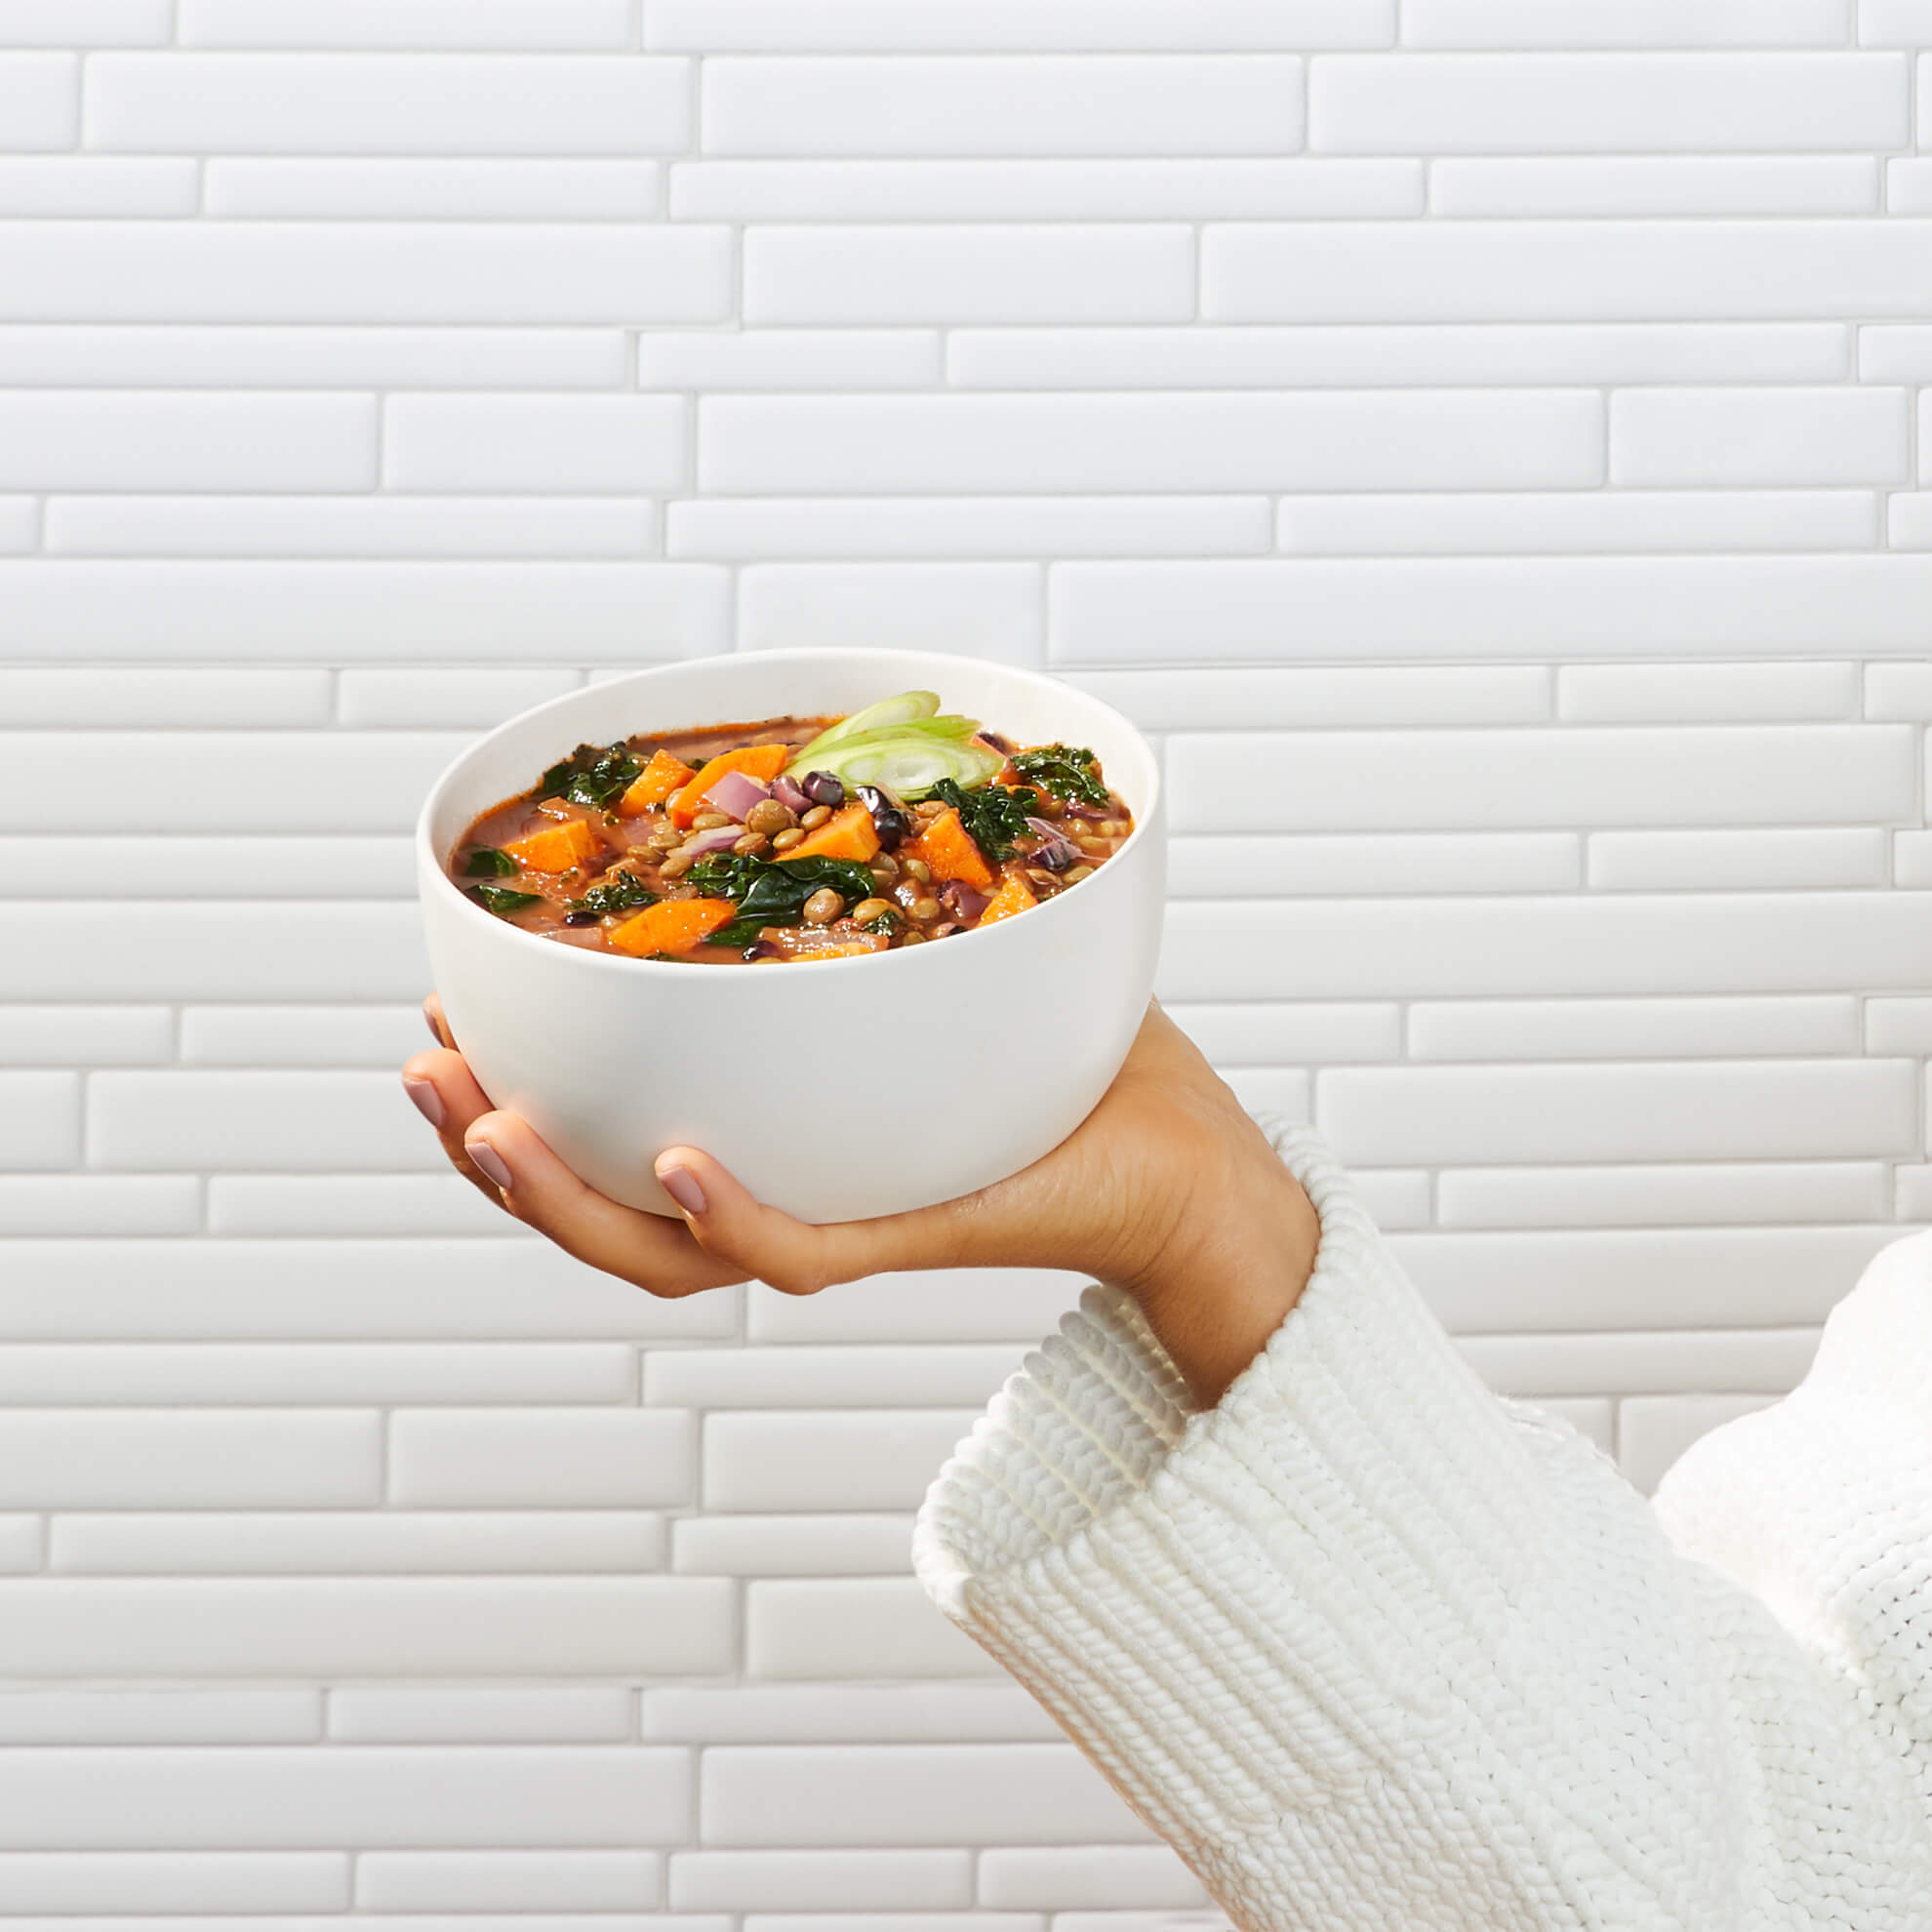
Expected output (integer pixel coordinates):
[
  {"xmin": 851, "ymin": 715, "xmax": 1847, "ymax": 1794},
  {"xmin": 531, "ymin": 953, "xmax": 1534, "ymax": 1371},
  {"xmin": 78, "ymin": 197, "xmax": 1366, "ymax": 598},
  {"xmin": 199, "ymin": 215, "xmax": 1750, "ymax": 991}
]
[
  {"xmin": 608, "ymin": 897, "xmax": 738, "ymax": 957},
  {"xmin": 619, "ymin": 748, "xmax": 695, "ymax": 817},
  {"xmin": 976, "ymin": 871, "xmax": 1037, "ymax": 926},
  {"xmin": 505, "ymin": 817, "xmax": 602, "ymax": 873},
  {"xmin": 907, "ymin": 809, "xmax": 994, "ymax": 892},
  {"xmin": 667, "ymin": 744, "xmax": 792, "ymax": 827},
  {"xmin": 781, "ymin": 800, "xmax": 880, "ymax": 865}
]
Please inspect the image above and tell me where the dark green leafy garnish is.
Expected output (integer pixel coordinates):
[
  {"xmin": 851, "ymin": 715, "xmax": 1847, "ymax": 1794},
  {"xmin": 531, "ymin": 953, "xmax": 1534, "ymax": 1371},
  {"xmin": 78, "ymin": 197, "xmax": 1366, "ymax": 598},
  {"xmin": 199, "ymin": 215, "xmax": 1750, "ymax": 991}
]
[
  {"xmin": 1009, "ymin": 744, "xmax": 1109, "ymax": 810},
  {"xmin": 863, "ymin": 909, "xmax": 901, "ymax": 935},
  {"xmin": 929, "ymin": 777, "xmax": 1039, "ymax": 864},
  {"xmin": 462, "ymin": 846, "xmax": 519, "ymax": 878},
  {"xmin": 466, "ymin": 884, "xmax": 543, "ymax": 917},
  {"xmin": 538, "ymin": 742, "xmax": 642, "ymax": 813},
  {"xmin": 569, "ymin": 872, "xmax": 658, "ymax": 916},
  {"xmin": 691, "ymin": 851, "xmax": 881, "ymax": 954}
]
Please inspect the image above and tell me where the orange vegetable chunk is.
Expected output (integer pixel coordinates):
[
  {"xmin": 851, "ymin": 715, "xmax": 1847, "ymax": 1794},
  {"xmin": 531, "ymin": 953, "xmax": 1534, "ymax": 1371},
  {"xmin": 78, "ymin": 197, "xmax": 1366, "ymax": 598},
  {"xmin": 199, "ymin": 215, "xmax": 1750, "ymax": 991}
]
[
  {"xmin": 782, "ymin": 800, "xmax": 881, "ymax": 864},
  {"xmin": 977, "ymin": 871, "xmax": 1037, "ymax": 926},
  {"xmin": 608, "ymin": 897, "xmax": 738, "ymax": 957},
  {"xmin": 505, "ymin": 817, "xmax": 602, "ymax": 873},
  {"xmin": 620, "ymin": 747, "xmax": 695, "ymax": 817},
  {"xmin": 667, "ymin": 743, "xmax": 791, "ymax": 827},
  {"xmin": 907, "ymin": 809, "xmax": 993, "ymax": 891}
]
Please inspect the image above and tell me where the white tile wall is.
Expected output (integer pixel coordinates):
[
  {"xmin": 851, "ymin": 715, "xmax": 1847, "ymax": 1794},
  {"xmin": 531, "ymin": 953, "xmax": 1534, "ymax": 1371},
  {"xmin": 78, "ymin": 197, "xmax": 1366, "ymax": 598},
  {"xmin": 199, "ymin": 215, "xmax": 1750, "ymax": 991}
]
[{"xmin": 1, "ymin": 5, "xmax": 1924, "ymax": 1922}]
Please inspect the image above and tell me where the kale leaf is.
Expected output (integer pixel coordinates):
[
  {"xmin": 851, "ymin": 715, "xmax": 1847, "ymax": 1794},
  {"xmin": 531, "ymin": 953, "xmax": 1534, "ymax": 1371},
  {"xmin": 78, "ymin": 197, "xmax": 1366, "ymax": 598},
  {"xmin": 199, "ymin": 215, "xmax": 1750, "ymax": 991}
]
[
  {"xmin": 466, "ymin": 884, "xmax": 543, "ymax": 917},
  {"xmin": 1008, "ymin": 744, "xmax": 1109, "ymax": 810},
  {"xmin": 537, "ymin": 741, "xmax": 642, "ymax": 813},
  {"xmin": 462, "ymin": 846, "xmax": 519, "ymax": 878},
  {"xmin": 928, "ymin": 777, "xmax": 1039, "ymax": 864},
  {"xmin": 569, "ymin": 871, "xmax": 658, "ymax": 917},
  {"xmin": 689, "ymin": 851, "xmax": 879, "ymax": 950}
]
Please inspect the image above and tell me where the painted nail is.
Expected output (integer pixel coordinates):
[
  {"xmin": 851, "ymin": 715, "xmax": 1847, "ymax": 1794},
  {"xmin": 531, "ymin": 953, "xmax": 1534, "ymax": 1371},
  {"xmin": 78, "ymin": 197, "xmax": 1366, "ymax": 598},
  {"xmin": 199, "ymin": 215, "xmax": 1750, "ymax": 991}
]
[
  {"xmin": 466, "ymin": 1138, "xmax": 512, "ymax": 1191},
  {"xmin": 402, "ymin": 1075, "xmax": 444, "ymax": 1130},
  {"xmin": 658, "ymin": 1164, "xmax": 706, "ymax": 1217}
]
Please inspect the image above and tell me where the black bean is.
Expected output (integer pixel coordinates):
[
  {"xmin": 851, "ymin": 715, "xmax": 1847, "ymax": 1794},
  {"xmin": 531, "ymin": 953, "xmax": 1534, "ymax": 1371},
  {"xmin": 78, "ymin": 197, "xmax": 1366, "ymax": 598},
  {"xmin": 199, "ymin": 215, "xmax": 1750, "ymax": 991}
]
[
  {"xmin": 801, "ymin": 770, "xmax": 845, "ymax": 808},
  {"xmin": 564, "ymin": 909, "xmax": 599, "ymax": 926},
  {"xmin": 855, "ymin": 784, "xmax": 912, "ymax": 852}
]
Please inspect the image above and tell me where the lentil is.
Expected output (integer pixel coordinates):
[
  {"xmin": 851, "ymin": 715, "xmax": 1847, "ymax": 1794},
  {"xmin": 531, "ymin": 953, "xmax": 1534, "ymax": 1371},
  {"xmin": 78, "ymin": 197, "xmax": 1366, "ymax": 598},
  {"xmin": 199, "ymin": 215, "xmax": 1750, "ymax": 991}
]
[
  {"xmin": 732, "ymin": 831, "xmax": 770, "ymax": 857},
  {"xmin": 798, "ymin": 804, "xmax": 832, "ymax": 831},
  {"xmin": 802, "ymin": 887, "xmax": 843, "ymax": 925},
  {"xmin": 770, "ymin": 827, "xmax": 805, "ymax": 853},
  {"xmin": 690, "ymin": 811, "xmax": 735, "ymax": 832},
  {"xmin": 901, "ymin": 857, "xmax": 931, "ymax": 885},
  {"xmin": 659, "ymin": 851, "xmax": 694, "ymax": 880},
  {"xmin": 908, "ymin": 895, "xmax": 942, "ymax": 923},
  {"xmin": 745, "ymin": 798, "xmax": 796, "ymax": 837},
  {"xmin": 852, "ymin": 897, "xmax": 896, "ymax": 925}
]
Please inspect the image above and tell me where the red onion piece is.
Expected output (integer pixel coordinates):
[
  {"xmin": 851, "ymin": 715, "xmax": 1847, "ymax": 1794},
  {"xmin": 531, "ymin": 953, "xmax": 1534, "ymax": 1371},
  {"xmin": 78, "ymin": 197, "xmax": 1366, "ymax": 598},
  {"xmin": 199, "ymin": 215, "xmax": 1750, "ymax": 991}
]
[
  {"xmin": 679, "ymin": 824, "xmax": 745, "ymax": 858},
  {"xmin": 771, "ymin": 773, "xmax": 810, "ymax": 814},
  {"xmin": 1025, "ymin": 816, "xmax": 1079, "ymax": 871},
  {"xmin": 940, "ymin": 879, "xmax": 990, "ymax": 923},
  {"xmin": 702, "ymin": 768, "xmax": 772, "ymax": 821}
]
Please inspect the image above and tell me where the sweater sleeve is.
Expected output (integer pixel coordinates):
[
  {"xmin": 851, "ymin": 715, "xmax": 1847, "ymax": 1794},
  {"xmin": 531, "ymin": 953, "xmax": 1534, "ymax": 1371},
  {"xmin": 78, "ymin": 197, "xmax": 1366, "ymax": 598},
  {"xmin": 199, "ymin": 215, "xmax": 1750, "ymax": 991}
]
[{"xmin": 911, "ymin": 1128, "xmax": 1932, "ymax": 1932}]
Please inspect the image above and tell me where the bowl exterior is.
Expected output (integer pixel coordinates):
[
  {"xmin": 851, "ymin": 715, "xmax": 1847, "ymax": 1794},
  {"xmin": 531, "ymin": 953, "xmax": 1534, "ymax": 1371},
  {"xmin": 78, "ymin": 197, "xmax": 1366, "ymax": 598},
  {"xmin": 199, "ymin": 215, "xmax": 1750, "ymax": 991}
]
[{"xmin": 417, "ymin": 650, "xmax": 1164, "ymax": 1225}]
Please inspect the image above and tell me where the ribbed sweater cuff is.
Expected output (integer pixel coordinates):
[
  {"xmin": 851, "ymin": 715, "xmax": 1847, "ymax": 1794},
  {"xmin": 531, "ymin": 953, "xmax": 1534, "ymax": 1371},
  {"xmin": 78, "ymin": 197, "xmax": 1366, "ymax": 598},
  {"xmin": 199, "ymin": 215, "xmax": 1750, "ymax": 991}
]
[{"xmin": 911, "ymin": 1126, "xmax": 1556, "ymax": 1849}]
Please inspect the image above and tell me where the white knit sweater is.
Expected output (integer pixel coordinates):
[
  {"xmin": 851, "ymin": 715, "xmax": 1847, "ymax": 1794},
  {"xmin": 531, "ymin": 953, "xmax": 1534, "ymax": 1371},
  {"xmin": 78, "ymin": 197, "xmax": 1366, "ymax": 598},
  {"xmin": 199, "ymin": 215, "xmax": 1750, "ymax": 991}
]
[{"xmin": 912, "ymin": 1128, "xmax": 1932, "ymax": 1930}]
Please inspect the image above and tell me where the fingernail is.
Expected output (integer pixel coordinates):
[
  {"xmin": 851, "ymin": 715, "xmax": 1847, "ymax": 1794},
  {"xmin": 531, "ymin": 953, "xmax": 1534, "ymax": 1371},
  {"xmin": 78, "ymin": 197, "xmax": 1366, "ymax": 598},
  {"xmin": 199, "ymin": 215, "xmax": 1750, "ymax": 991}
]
[
  {"xmin": 658, "ymin": 1164, "xmax": 706, "ymax": 1217},
  {"xmin": 423, "ymin": 1003, "xmax": 442, "ymax": 1044},
  {"xmin": 402, "ymin": 1075, "xmax": 443, "ymax": 1130},
  {"xmin": 466, "ymin": 1138, "xmax": 512, "ymax": 1192}
]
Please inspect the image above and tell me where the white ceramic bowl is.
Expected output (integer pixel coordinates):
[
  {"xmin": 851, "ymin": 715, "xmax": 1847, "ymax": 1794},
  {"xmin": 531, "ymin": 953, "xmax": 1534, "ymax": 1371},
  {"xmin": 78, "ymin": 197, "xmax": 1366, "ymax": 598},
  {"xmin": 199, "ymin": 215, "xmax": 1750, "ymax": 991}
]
[{"xmin": 417, "ymin": 649, "xmax": 1165, "ymax": 1224}]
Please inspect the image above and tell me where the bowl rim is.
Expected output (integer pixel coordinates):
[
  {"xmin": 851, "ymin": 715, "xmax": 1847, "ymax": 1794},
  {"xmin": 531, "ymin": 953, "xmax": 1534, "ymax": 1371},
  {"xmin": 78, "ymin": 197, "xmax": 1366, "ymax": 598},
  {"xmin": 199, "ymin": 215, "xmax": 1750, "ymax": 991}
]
[{"xmin": 416, "ymin": 646, "xmax": 1163, "ymax": 981}]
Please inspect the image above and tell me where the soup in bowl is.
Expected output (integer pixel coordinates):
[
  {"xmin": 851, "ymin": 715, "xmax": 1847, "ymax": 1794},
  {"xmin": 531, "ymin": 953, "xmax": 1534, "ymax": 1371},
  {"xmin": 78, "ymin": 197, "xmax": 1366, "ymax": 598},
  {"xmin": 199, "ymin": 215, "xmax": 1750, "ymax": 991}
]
[{"xmin": 417, "ymin": 649, "xmax": 1164, "ymax": 1224}]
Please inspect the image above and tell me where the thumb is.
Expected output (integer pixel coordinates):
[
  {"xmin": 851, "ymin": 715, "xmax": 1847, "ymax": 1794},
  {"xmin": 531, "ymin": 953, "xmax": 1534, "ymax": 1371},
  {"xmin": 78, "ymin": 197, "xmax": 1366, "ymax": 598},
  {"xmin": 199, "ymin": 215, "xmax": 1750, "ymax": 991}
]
[{"xmin": 653, "ymin": 1146, "xmax": 980, "ymax": 1295}]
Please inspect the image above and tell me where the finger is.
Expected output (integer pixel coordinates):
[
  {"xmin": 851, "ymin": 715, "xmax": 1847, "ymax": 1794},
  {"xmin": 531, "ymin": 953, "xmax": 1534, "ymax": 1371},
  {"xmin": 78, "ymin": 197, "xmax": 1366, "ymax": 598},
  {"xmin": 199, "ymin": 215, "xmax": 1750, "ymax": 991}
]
[
  {"xmin": 653, "ymin": 1146, "xmax": 981, "ymax": 1296},
  {"xmin": 400, "ymin": 1047, "xmax": 507, "ymax": 1204},
  {"xmin": 423, "ymin": 992, "xmax": 452, "ymax": 1048},
  {"xmin": 462, "ymin": 1109, "xmax": 745, "ymax": 1299}
]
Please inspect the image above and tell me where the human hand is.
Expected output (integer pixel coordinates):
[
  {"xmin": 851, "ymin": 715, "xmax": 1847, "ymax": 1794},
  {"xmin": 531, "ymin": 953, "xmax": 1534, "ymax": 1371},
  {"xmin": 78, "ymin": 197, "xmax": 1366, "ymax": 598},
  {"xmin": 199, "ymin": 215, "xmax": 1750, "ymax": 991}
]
[{"xmin": 402, "ymin": 998, "xmax": 1318, "ymax": 1404}]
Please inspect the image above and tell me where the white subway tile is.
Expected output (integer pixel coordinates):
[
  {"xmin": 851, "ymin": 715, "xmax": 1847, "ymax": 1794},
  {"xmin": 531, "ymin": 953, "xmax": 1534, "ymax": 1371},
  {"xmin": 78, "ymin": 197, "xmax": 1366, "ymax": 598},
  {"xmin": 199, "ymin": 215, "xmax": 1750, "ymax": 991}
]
[
  {"xmin": 1899, "ymin": 830, "xmax": 1932, "ymax": 887},
  {"xmin": 50, "ymin": 495, "xmax": 655, "ymax": 558},
  {"xmin": 951, "ymin": 323, "xmax": 1849, "ymax": 388},
  {"xmin": 0, "ymin": 1410, "xmax": 379, "ymax": 1509},
  {"xmin": 0, "ymin": 1581, "xmax": 731, "ymax": 1680},
  {"xmin": 0, "ymin": 223, "xmax": 732, "ymax": 324},
  {"xmin": 747, "ymin": 1268, "xmax": 1088, "ymax": 1345},
  {"xmin": 208, "ymin": 157, "xmax": 660, "ymax": 219},
  {"xmin": 672, "ymin": 1514, "xmax": 915, "ymax": 1577},
  {"xmin": 1051, "ymin": 557, "xmax": 1932, "ymax": 660},
  {"xmin": 0, "ymin": 52, "xmax": 73, "ymax": 148},
  {"xmin": 0, "ymin": 0, "xmax": 171, "ymax": 43},
  {"xmin": 0, "ymin": 324, "xmax": 625, "ymax": 389},
  {"xmin": 671, "ymin": 497, "xmax": 1270, "ymax": 560},
  {"xmin": 1392, "ymin": 1225, "xmax": 1897, "ymax": 1331},
  {"xmin": 0, "ymin": 1006, "xmax": 174, "ymax": 1065},
  {"xmin": 0, "ymin": 562, "xmax": 731, "ymax": 660},
  {"xmin": 0, "ymin": 156, "xmax": 195, "ymax": 217},
  {"xmin": 706, "ymin": 56, "xmax": 1304, "ymax": 156},
  {"xmin": 675, "ymin": 157, "xmax": 1416, "ymax": 221},
  {"xmin": 640, "ymin": 329, "xmax": 941, "ymax": 393},
  {"xmin": 0, "ymin": 1176, "xmax": 199, "ymax": 1236},
  {"xmin": 1065, "ymin": 665, "xmax": 1550, "ymax": 728},
  {"xmin": 1439, "ymin": 1161, "xmax": 1889, "ymax": 1229},
  {"xmin": 208, "ymin": 1175, "xmax": 503, "ymax": 1236},
  {"xmin": 180, "ymin": 0, "xmax": 634, "ymax": 45},
  {"xmin": 1885, "ymin": 493, "xmax": 1932, "ymax": 547},
  {"xmin": 88, "ymin": 1070, "xmax": 440, "ymax": 1172},
  {"xmin": 744, "ymin": 225, "xmax": 1193, "ymax": 326},
  {"xmin": 338, "ymin": 667, "xmax": 583, "ymax": 727},
  {"xmin": 648, "ymin": 1346, "xmax": 1024, "ymax": 1408},
  {"xmin": 1589, "ymin": 827, "xmax": 1888, "ymax": 890},
  {"xmin": 0, "ymin": 1744, "xmax": 693, "ymax": 1845},
  {"xmin": 53, "ymin": 1510, "xmax": 664, "ymax": 1575},
  {"xmin": 702, "ymin": 1746, "xmax": 1149, "ymax": 1847},
  {"xmin": 704, "ymin": 392, "xmax": 1602, "ymax": 495},
  {"xmin": 1163, "ymin": 1001, "xmax": 1402, "ymax": 1065},
  {"xmin": 646, "ymin": 1684, "xmax": 1059, "ymax": 1745},
  {"xmin": 1412, "ymin": 0, "xmax": 1850, "ymax": 43},
  {"xmin": 0, "ymin": 1690, "xmax": 320, "ymax": 1745},
  {"xmin": 1433, "ymin": 155, "xmax": 1877, "ymax": 217},
  {"xmin": 0, "ymin": 393, "xmax": 374, "ymax": 493},
  {"xmin": 391, "ymin": 1410, "xmax": 695, "ymax": 1508},
  {"xmin": 330, "ymin": 1687, "xmax": 631, "ymax": 1743},
  {"xmin": 1169, "ymin": 725, "xmax": 1911, "ymax": 832},
  {"xmin": 651, "ymin": 0, "xmax": 1389, "ymax": 50},
  {"xmin": 357, "ymin": 1849, "xmax": 662, "ymax": 1912},
  {"xmin": 748, "ymin": 1578, "xmax": 999, "ymax": 1679},
  {"xmin": 1865, "ymin": 662, "xmax": 1932, "ymax": 718},
  {"xmin": 1558, "ymin": 661, "xmax": 1859, "ymax": 722},
  {"xmin": 1896, "ymin": 1165, "xmax": 1932, "ymax": 1220},
  {"xmin": 1868, "ymin": 996, "xmax": 1932, "ymax": 1050},
  {"xmin": 1457, "ymin": 1327, "xmax": 1821, "ymax": 1397},
  {"xmin": 0, "ymin": 1342, "xmax": 632, "ymax": 1406},
  {"xmin": 386, "ymin": 394, "xmax": 685, "ymax": 494},
  {"xmin": 1316, "ymin": 1060, "xmax": 1915, "ymax": 1165},
  {"xmin": 182, "ymin": 1005, "xmax": 426, "ymax": 1066},
  {"xmin": 0, "ymin": 1073, "xmax": 77, "ymax": 1170},
  {"xmin": 1530, "ymin": 1398, "xmax": 1617, "ymax": 1454},
  {"xmin": 1223, "ymin": 1067, "xmax": 1314, "ymax": 1122},
  {"xmin": 0, "ymin": 497, "xmax": 30, "ymax": 551},
  {"xmin": 0, "ymin": 1852, "xmax": 347, "ymax": 1913},
  {"xmin": 737, "ymin": 563, "xmax": 1042, "ymax": 662},
  {"xmin": 1277, "ymin": 490, "xmax": 1877, "ymax": 555},
  {"xmin": 1858, "ymin": 323, "xmax": 1932, "ymax": 381},
  {"xmin": 1410, "ymin": 994, "xmax": 1861, "ymax": 1061},
  {"xmin": 704, "ymin": 1411, "xmax": 978, "ymax": 1511},
  {"xmin": 753, "ymin": 1920, "xmax": 1041, "ymax": 1932},
  {"xmin": 979, "ymin": 1848, "xmax": 1210, "ymax": 1911},
  {"xmin": 672, "ymin": 1849, "xmax": 971, "ymax": 1912},
  {"xmin": 1890, "ymin": 158, "xmax": 1932, "ymax": 209},
  {"xmin": 0, "ymin": 834, "xmax": 413, "ymax": 899},
  {"xmin": 1863, "ymin": 0, "xmax": 1932, "ymax": 41},
  {"xmin": 0, "ymin": 1238, "xmax": 740, "ymax": 1340},
  {"xmin": 87, "ymin": 53, "xmax": 690, "ymax": 154},
  {"xmin": 1620, "ymin": 1393, "xmax": 1778, "ymax": 1493},
  {"xmin": 1202, "ymin": 221, "xmax": 1932, "ymax": 323},
  {"xmin": 1170, "ymin": 832, "xmax": 1580, "ymax": 895},
  {"xmin": 0, "ymin": 1520, "xmax": 39, "ymax": 1573},
  {"xmin": 1613, "ymin": 386, "xmax": 1907, "ymax": 486}
]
